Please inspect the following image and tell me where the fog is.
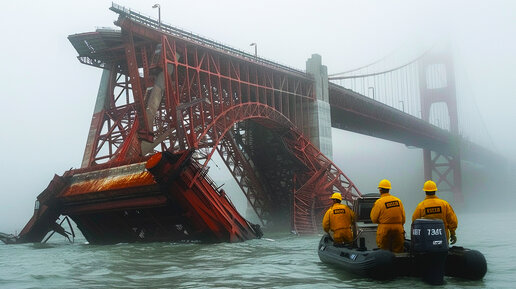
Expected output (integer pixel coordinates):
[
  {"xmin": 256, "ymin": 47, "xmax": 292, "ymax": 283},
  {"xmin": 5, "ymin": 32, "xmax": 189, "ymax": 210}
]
[{"xmin": 0, "ymin": 0, "xmax": 514, "ymax": 233}]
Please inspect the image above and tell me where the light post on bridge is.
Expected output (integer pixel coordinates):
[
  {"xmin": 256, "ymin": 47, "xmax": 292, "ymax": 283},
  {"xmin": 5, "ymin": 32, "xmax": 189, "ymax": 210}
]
[
  {"xmin": 399, "ymin": 100, "xmax": 405, "ymax": 112},
  {"xmin": 152, "ymin": 4, "xmax": 161, "ymax": 30},
  {"xmin": 368, "ymin": 87, "xmax": 375, "ymax": 100},
  {"xmin": 249, "ymin": 43, "xmax": 257, "ymax": 58}
]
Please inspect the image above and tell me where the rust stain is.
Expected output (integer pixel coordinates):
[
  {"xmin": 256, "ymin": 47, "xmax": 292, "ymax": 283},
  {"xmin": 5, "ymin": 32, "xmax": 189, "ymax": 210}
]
[{"xmin": 62, "ymin": 171, "xmax": 156, "ymax": 197}]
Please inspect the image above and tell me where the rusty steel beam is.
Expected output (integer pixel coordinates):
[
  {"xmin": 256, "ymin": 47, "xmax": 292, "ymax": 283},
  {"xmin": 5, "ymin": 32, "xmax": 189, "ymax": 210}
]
[
  {"xmin": 217, "ymin": 129, "xmax": 271, "ymax": 225},
  {"xmin": 67, "ymin": 8, "xmax": 357, "ymax": 236},
  {"xmin": 8, "ymin": 4, "xmax": 367, "ymax": 245},
  {"xmin": 16, "ymin": 151, "xmax": 262, "ymax": 244}
]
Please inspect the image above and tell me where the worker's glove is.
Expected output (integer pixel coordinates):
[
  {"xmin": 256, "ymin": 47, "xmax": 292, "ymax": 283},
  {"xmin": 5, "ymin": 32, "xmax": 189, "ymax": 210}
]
[{"xmin": 450, "ymin": 234, "xmax": 457, "ymax": 245}]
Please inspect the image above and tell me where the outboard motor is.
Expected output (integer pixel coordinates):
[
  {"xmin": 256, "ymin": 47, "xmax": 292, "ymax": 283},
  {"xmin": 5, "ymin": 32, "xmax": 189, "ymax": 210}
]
[{"xmin": 411, "ymin": 219, "xmax": 448, "ymax": 285}]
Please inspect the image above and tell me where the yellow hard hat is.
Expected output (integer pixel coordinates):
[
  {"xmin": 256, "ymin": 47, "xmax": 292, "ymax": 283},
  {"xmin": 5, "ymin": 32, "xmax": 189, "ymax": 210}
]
[
  {"xmin": 378, "ymin": 179, "xmax": 392, "ymax": 189},
  {"xmin": 423, "ymin": 180, "xmax": 438, "ymax": 192},
  {"xmin": 330, "ymin": 192, "xmax": 342, "ymax": 201}
]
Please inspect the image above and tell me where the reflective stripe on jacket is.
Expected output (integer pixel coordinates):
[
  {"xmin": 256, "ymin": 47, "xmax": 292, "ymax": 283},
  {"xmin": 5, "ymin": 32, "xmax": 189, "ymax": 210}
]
[
  {"xmin": 322, "ymin": 203, "xmax": 355, "ymax": 233},
  {"xmin": 370, "ymin": 193, "xmax": 406, "ymax": 225},
  {"xmin": 412, "ymin": 195, "xmax": 458, "ymax": 237}
]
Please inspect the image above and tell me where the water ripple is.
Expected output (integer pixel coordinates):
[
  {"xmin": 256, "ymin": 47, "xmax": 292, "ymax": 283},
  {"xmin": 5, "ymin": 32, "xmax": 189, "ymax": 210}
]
[{"xmin": 1, "ymin": 211, "xmax": 515, "ymax": 288}]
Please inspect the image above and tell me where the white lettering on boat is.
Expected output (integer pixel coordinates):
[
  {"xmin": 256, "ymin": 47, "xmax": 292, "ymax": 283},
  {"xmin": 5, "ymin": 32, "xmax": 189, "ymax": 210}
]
[{"xmin": 427, "ymin": 228, "xmax": 442, "ymax": 236}]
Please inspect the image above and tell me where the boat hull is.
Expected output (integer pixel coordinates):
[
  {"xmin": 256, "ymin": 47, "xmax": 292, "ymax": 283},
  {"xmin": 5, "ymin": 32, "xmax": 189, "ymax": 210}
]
[
  {"xmin": 446, "ymin": 246, "xmax": 487, "ymax": 280},
  {"xmin": 318, "ymin": 235, "xmax": 395, "ymax": 280},
  {"xmin": 318, "ymin": 235, "xmax": 487, "ymax": 281}
]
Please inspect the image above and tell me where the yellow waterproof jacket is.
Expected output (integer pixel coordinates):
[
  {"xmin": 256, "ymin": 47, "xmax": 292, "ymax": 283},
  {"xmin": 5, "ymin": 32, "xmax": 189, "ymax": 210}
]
[
  {"xmin": 370, "ymin": 193, "xmax": 406, "ymax": 225},
  {"xmin": 412, "ymin": 195, "xmax": 458, "ymax": 238},
  {"xmin": 322, "ymin": 203, "xmax": 355, "ymax": 233}
]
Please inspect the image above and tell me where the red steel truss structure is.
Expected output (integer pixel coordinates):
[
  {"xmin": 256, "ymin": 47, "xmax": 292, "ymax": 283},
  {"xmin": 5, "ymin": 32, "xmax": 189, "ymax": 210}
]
[
  {"xmin": 64, "ymin": 3, "xmax": 361, "ymax": 235},
  {"xmin": 5, "ymin": 4, "xmax": 509, "ymax": 245},
  {"xmin": 418, "ymin": 47, "xmax": 463, "ymax": 203}
]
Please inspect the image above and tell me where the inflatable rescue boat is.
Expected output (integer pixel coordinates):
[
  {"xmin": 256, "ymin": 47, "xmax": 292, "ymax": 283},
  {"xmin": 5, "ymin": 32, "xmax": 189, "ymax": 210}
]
[{"xmin": 318, "ymin": 194, "xmax": 487, "ymax": 284}]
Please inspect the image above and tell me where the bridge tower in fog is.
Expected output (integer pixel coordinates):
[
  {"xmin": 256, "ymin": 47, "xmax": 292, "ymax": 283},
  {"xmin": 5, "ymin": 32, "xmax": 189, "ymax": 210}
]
[
  {"xmin": 326, "ymin": 41, "xmax": 491, "ymax": 203},
  {"xmin": 418, "ymin": 46, "xmax": 463, "ymax": 202},
  {"xmin": 306, "ymin": 54, "xmax": 333, "ymax": 160}
]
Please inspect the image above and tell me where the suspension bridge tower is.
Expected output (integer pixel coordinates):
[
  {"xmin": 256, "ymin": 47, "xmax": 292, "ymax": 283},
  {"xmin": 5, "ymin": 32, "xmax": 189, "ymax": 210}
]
[
  {"xmin": 306, "ymin": 54, "xmax": 333, "ymax": 160},
  {"xmin": 418, "ymin": 45, "xmax": 463, "ymax": 202}
]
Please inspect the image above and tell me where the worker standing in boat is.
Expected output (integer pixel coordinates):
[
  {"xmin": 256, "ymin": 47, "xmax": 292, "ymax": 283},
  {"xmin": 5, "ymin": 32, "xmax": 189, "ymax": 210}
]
[
  {"xmin": 322, "ymin": 192, "xmax": 356, "ymax": 245},
  {"xmin": 412, "ymin": 180, "xmax": 458, "ymax": 244},
  {"xmin": 370, "ymin": 179, "xmax": 406, "ymax": 253}
]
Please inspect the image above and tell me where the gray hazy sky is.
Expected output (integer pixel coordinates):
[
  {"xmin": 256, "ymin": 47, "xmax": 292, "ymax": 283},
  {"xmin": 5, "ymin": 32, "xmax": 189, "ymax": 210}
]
[{"xmin": 0, "ymin": 0, "xmax": 514, "ymax": 232}]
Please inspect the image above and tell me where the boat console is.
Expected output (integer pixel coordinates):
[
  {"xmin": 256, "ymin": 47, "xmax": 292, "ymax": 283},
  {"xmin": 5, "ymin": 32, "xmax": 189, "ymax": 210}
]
[{"xmin": 352, "ymin": 193, "xmax": 380, "ymax": 250}]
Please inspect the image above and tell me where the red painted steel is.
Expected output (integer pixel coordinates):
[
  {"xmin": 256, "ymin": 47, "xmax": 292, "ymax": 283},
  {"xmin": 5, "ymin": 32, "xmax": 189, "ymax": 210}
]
[
  {"xmin": 17, "ymin": 175, "xmax": 68, "ymax": 243},
  {"xmin": 146, "ymin": 150, "xmax": 262, "ymax": 242},
  {"xmin": 67, "ymin": 9, "xmax": 340, "ymax": 234},
  {"xmin": 78, "ymin": 16, "xmax": 315, "ymax": 167},
  {"xmin": 17, "ymin": 150, "xmax": 262, "ymax": 244},
  {"xmin": 281, "ymin": 129, "xmax": 361, "ymax": 234},
  {"xmin": 6, "ymin": 3, "xmax": 506, "ymax": 246},
  {"xmin": 12, "ymin": 5, "xmax": 363, "ymax": 243},
  {"xmin": 216, "ymin": 130, "xmax": 271, "ymax": 224},
  {"xmin": 419, "ymin": 46, "xmax": 463, "ymax": 203},
  {"xmin": 90, "ymin": 7, "xmax": 361, "ymax": 233}
]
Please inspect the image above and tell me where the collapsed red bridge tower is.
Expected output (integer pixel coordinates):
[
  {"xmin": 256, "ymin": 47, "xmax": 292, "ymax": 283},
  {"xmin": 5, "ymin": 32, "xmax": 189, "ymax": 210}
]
[{"xmin": 10, "ymin": 4, "xmax": 361, "ymax": 244}]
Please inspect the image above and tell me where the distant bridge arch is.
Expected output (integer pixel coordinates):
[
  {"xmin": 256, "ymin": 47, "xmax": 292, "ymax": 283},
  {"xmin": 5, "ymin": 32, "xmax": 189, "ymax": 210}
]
[{"xmin": 190, "ymin": 102, "xmax": 361, "ymax": 232}]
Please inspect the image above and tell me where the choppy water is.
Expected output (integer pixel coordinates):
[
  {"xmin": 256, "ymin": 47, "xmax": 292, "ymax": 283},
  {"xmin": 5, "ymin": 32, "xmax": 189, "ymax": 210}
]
[{"xmin": 1, "ymin": 210, "xmax": 515, "ymax": 289}]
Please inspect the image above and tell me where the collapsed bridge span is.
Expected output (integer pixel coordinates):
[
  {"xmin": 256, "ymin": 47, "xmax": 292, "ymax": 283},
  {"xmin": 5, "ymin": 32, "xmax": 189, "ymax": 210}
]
[{"xmin": 2, "ymin": 3, "xmax": 361, "ymax": 244}]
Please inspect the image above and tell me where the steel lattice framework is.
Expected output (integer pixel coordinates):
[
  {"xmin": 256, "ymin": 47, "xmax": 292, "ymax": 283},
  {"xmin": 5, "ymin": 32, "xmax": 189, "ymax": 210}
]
[
  {"xmin": 11, "ymin": 4, "xmax": 512, "ymax": 246},
  {"xmin": 418, "ymin": 49, "xmax": 463, "ymax": 203},
  {"xmin": 68, "ymin": 4, "xmax": 361, "ymax": 232},
  {"xmin": 328, "ymin": 44, "xmax": 465, "ymax": 202}
]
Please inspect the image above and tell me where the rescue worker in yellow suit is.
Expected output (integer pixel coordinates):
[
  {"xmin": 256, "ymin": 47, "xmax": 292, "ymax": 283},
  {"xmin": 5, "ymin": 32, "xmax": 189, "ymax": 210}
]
[
  {"xmin": 412, "ymin": 180, "xmax": 458, "ymax": 244},
  {"xmin": 370, "ymin": 179, "xmax": 406, "ymax": 253},
  {"xmin": 322, "ymin": 192, "xmax": 356, "ymax": 244}
]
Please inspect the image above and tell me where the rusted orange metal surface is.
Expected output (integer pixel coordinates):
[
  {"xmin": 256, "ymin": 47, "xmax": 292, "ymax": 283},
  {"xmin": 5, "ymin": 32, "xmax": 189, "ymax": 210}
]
[
  {"xmin": 12, "ymin": 150, "xmax": 261, "ymax": 244},
  {"xmin": 62, "ymin": 171, "xmax": 155, "ymax": 198},
  {"xmin": 1, "ymin": 4, "xmax": 359, "ymax": 244}
]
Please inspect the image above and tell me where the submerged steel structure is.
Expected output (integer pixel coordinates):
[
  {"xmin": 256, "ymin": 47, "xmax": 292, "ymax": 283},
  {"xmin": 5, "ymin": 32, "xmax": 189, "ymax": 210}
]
[
  {"xmin": 4, "ymin": 3, "xmax": 504, "ymax": 245},
  {"xmin": 8, "ymin": 4, "xmax": 361, "ymax": 244}
]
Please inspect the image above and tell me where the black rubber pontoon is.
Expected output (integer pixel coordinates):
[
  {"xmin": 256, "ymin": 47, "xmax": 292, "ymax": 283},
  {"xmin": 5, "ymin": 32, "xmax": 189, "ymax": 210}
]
[{"xmin": 317, "ymin": 194, "xmax": 487, "ymax": 283}]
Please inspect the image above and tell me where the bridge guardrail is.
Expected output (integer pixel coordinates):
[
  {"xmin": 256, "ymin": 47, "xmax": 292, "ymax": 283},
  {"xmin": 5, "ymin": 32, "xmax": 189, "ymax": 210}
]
[{"xmin": 110, "ymin": 2, "xmax": 307, "ymax": 77}]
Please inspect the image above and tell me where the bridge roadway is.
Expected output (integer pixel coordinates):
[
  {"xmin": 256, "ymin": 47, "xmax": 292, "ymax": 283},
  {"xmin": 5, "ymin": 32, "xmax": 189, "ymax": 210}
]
[
  {"xmin": 105, "ymin": 2, "xmax": 502, "ymax": 169},
  {"xmin": 114, "ymin": 4, "xmax": 506, "ymax": 166},
  {"xmin": 69, "ymin": 4, "xmax": 506, "ymax": 172},
  {"xmin": 328, "ymin": 83, "xmax": 504, "ymax": 168},
  {"xmin": 74, "ymin": 3, "xmax": 505, "ymax": 170}
]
